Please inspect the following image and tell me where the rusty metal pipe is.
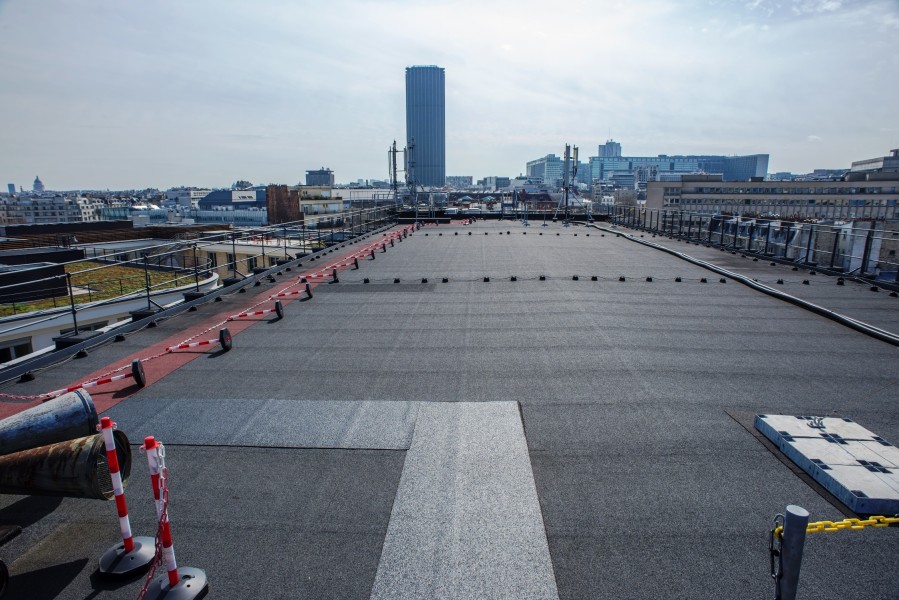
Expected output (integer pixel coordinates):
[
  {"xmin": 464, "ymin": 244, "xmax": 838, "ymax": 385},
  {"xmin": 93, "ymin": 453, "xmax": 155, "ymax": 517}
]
[
  {"xmin": 0, "ymin": 430, "xmax": 131, "ymax": 500},
  {"xmin": 0, "ymin": 390, "xmax": 98, "ymax": 456}
]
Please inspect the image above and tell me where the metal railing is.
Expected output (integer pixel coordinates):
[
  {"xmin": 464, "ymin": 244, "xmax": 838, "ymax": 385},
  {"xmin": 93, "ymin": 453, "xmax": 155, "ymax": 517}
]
[
  {"xmin": 605, "ymin": 205, "xmax": 899, "ymax": 282},
  {"xmin": 0, "ymin": 205, "xmax": 397, "ymax": 335}
]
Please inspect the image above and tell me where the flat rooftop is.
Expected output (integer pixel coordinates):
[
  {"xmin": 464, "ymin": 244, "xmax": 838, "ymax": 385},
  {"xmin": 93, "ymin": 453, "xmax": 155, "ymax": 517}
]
[{"xmin": 0, "ymin": 219, "xmax": 897, "ymax": 599}]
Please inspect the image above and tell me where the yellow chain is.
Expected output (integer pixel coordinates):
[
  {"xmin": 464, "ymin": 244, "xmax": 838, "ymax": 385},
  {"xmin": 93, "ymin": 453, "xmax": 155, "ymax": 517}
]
[{"xmin": 773, "ymin": 515, "xmax": 899, "ymax": 538}]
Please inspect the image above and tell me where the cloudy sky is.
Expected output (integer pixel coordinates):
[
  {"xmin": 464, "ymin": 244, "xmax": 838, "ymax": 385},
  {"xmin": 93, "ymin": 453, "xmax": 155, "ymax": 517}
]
[{"xmin": 1, "ymin": 0, "xmax": 897, "ymax": 190}]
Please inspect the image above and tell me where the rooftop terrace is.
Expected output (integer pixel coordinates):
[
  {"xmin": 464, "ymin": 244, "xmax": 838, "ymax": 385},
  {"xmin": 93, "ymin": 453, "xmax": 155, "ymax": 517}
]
[{"xmin": 0, "ymin": 218, "xmax": 896, "ymax": 599}]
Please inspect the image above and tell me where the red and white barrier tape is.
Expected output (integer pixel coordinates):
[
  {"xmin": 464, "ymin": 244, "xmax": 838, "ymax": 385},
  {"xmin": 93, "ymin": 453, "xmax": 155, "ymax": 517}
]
[
  {"xmin": 165, "ymin": 338, "xmax": 217, "ymax": 352},
  {"xmin": 46, "ymin": 371, "xmax": 135, "ymax": 398}
]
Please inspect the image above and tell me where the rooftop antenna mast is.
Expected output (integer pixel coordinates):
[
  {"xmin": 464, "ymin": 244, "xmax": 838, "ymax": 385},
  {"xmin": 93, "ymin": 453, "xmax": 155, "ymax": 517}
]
[
  {"xmin": 388, "ymin": 140, "xmax": 400, "ymax": 204},
  {"xmin": 406, "ymin": 137, "xmax": 418, "ymax": 223},
  {"xmin": 552, "ymin": 144, "xmax": 577, "ymax": 227},
  {"xmin": 517, "ymin": 188, "xmax": 529, "ymax": 226}
]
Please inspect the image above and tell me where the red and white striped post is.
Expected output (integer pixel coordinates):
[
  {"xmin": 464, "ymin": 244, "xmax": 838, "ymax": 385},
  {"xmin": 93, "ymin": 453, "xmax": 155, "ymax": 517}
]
[
  {"xmin": 140, "ymin": 436, "xmax": 208, "ymax": 598},
  {"xmin": 98, "ymin": 417, "xmax": 155, "ymax": 578},
  {"xmin": 144, "ymin": 436, "xmax": 176, "ymax": 586},
  {"xmin": 104, "ymin": 418, "xmax": 133, "ymax": 552}
]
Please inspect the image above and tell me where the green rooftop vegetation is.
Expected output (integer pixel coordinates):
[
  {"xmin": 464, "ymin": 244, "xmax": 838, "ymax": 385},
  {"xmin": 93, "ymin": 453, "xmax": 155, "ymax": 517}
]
[{"xmin": 0, "ymin": 261, "xmax": 194, "ymax": 318}]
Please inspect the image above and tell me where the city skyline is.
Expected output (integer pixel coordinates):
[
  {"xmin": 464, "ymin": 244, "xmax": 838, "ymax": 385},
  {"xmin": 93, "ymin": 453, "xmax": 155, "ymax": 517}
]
[{"xmin": 1, "ymin": 0, "xmax": 897, "ymax": 189}]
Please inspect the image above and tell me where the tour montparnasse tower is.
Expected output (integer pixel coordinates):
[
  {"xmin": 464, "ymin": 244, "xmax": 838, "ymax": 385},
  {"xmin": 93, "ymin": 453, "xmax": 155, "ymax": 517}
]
[{"xmin": 405, "ymin": 66, "xmax": 445, "ymax": 188}]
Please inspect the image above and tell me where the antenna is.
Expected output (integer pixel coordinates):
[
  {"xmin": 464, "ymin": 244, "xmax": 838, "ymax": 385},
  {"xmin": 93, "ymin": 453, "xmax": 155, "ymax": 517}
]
[{"xmin": 389, "ymin": 141, "xmax": 399, "ymax": 203}]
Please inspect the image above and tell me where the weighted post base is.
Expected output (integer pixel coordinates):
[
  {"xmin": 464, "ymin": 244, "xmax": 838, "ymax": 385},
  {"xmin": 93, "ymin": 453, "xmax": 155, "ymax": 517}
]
[
  {"xmin": 98, "ymin": 536, "xmax": 155, "ymax": 579},
  {"xmin": 143, "ymin": 567, "xmax": 208, "ymax": 600}
]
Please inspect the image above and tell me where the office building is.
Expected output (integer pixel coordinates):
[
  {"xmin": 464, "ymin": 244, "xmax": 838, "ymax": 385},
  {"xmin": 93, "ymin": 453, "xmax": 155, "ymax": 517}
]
[
  {"xmin": 588, "ymin": 142, "xmax": 768, "ymax": 184},
  {"xmin": 598, "ymin": 139, "xmax": 622, "ymax": 157},
  {"xmin": 0, "ymin": 196, "xmax": 103, "ymax": 225},
  {"xmin": 405, "ymin": 65, "xmax": 446, "ymax": 187},
  {"xmin": 198, "ymin": 189, "xmax": 266, "ymax": 210},
  {"xmin": 478, "ymin": 176, "xmax": 511, "ymax": 191},
  {"xmin": 6, "ymin": 184, "xmax": 14, "ymax": 196},
  {"xmin": 526, "ymin": 155, "xmax": 564, "ymax": 187},
  {"xmin": 445, "ymin": 176, "xmax": 473, "ymax": 189},
  {"xmin": 851, "ymin": 148, "xmax": 899, "ymax": 174},
  {"xmin": 526, "ymin": 155, "xmax": 587, "ymax": 188},
  {"xmin": 646, "ymin": 173, "xmax": 899, "ymax": 220},
  {"xmin": 306, "ymin": 168, "xmax": 335, "ymax": 187}
]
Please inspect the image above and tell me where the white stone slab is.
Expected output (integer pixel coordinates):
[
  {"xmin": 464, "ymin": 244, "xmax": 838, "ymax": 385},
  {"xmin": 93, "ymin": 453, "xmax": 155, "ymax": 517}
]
[
  {"xmin": 756, "ymin": 414, "xmax": 880, "ymax": 440},
  {"xmin": 755, "ymin": 414, "xmax": 899, "ymax": 514},
  {"xmin": 789, "ymin": 438, "xmax": 899, "ymax": 469},
  {"xmin": 370, "ymin": 401, "xmax": 559, "ymax": 600},
  {"xmin": 858, "ymin": 441, "xmax": 899, "ymax": 469},
  {"xmin": 813, "ymin": 464, "xmax": 899, "ymax": 515}
]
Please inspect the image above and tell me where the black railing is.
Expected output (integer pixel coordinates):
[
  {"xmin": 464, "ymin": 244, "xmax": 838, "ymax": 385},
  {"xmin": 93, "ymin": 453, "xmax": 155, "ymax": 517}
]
[
  {"xmin": 605, "ymin": 205, "xmax": 899, "ymax": 282},
  {"xmin": 0, "ymin": 205, "xmax": 398, "ymax": 332}
]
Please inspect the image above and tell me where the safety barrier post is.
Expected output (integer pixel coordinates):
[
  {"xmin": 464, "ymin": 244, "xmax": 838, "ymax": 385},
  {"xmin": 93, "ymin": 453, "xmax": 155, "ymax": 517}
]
[
  {"xmin": 192, "ymin": 245, "xmax": 200, "ymax": 291},
  {"xmin": 228, "ymin": 300, "xmax": 283, "ymax": 321},
  {"xmin": 43, "ymin": 359, "xmax": 147, "ymax": 400},
  {"xmin": 140, "ymin": 436, "xmax": 208, "ymax": 599},
  {"xmin": 860, "ymin": 227, "xmax": 875, "ymax": 275},
  {"xmin": 829, "ymin": 229, "xmax": 840, "ymax": 269},
  {"xmin": 66, "ymin": 272, "xmax": 80, "ymax": 334},
  {"xmin": 777, "ymin": 505, "xmax": 809, "ymax": 600},
  {"xmin": 275, "ymin": 282, "xmax": 313, "ymax": 300},
  {"xmin": 98, "ymin": 417, "xmax": 155, "ymax": 578},
  {"xmin": 165, "ymin": 328, "xmax": 232, "ymax": 353}
]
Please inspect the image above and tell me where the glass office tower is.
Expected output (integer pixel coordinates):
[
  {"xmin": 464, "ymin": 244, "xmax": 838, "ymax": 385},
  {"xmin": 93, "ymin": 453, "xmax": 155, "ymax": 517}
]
[{"xmin": 405, "ymin": 66, "xmax": 445, "ymax": 187}]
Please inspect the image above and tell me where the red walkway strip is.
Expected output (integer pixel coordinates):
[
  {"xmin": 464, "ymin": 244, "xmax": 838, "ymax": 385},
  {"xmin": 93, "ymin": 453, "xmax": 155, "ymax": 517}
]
[{"xmin": 0, "ymin": 227, "xmax": 405, "ymax": 420}]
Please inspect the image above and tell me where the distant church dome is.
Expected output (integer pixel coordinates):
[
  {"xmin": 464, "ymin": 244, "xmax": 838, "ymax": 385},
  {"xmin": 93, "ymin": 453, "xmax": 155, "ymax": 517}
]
[{"xmin": 33, "ymin": 176, "xmax": 44, "ymax": 193}]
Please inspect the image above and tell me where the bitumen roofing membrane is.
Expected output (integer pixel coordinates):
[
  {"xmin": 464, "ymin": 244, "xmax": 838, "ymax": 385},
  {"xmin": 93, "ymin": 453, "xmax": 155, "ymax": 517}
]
[{"xmin": 0, "ymin": 219, "xmax": 897, "ymax": 599}]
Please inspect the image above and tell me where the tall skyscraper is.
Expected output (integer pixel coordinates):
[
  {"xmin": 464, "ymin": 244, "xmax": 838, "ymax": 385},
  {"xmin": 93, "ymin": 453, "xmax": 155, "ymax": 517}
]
[
  {"xmin": 598, "ymin": 140, "xmax": 622, "ymax": 158},
  {"xmin": 405, "ymin": 66, "xmax": 445, "ymax": 187}
]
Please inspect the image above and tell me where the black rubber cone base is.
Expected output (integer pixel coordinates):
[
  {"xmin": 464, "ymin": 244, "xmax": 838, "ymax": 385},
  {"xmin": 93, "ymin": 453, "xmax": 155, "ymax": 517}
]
[
  {"xmin": 98, "ymin": 536, "xmax": 155, "ymax": 579},
  {"xmin": 219, "ymin": 328, "xmax": 233, "ymax": 351},
  {"xmin": 142, "ymin": 567, "xmax": 208, "ymax": 599},
  {"xmin": 132, "ymin": 359, "xmax": 146, "ymax": 388}
]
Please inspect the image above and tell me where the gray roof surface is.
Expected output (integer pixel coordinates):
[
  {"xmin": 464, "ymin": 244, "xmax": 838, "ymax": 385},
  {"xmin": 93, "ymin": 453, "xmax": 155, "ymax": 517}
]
[{"xmin": 0, "ymin": 219, "xmax": 897, "ymax": 599}]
